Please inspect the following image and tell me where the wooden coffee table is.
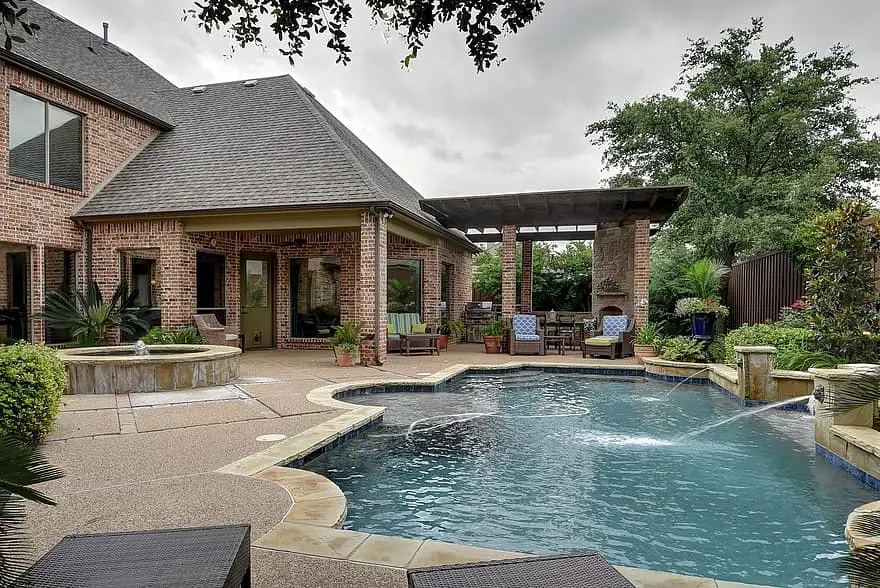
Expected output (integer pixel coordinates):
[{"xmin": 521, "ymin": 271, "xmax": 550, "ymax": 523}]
[
  {"xmin": 545, "ymin": 334, "xmax": 567, "ymax": 355},
  {"xmin": 400, "ymin": 333, "xmax": 441, "ymax": 356}
]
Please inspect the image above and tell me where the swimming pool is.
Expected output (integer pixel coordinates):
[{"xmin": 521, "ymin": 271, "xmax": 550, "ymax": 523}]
[{"xmin": 302, "ymin": 370, "xmax": 878, "ymax": 587}]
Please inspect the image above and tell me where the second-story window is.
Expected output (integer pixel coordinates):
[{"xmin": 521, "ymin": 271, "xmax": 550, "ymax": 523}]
[{"xmin": 9, "ymin": 89, "xmax": 83, "ymax": 191}]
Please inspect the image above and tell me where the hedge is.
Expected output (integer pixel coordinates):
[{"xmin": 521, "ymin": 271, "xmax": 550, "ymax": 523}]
[
  {"xmin": 721, "ymin": 324, "xmax": 812, "ymax": 364},
  {"xmin": 0, "ymin": 343, "xmax": 66, "ymax": 444}
]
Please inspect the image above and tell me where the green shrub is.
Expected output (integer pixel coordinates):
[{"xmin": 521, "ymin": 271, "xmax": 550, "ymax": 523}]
[
  {"xmin": 707, "ymin": 337, "xmax": 726, "ymax": 363},
  {"xmin": 774, "ymin": 345, "xmax": 843, "ymax": 371},
  {"xmin": 141, "ymin": 328, "xmax": 173, "ymax": 344},
  {"xmin": 721, "ymin": 324, "xmax": 812, "ymax": 364},
  {"xmin": 657, "ymin": 336, "xmax": 705, "ymax": 362},
  {"xmin": 140, "ymin": 326, "xmax": 205, "ymax": 345},
  {"xmin": 0, "ymin": 344, "xmax": 66, "ymax": 444}
]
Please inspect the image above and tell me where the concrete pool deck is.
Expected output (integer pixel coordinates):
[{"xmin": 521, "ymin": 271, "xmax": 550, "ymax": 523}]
[{"xmin": 28, "ymin": 346, "xmax": 773, "ymax": 587}]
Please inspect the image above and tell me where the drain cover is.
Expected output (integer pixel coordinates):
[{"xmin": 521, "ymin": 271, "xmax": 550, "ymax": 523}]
[{"xmin": 256, "ymin": 434, "xmax": 287, "ymax": 442}]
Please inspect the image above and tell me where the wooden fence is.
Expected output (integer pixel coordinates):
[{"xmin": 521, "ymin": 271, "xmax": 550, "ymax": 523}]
[{"xmin": 727, "ymin": 251, "xmax": 804, "ymax": 327}]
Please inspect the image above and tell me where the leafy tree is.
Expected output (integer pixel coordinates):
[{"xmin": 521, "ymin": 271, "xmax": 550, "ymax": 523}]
[
  {"xmin": 587, "ymin": 18, "xmax": 880, "ymax": 265},
  {"xmin": 3, "ymin": 1, "xmax": 543, "ymax": 71},
  {"xmin": 472, "ymin": 242, "xmax": 592, "ymax": 310},
  {"xmin": 804, "ymin": 199, "xmax": 880, "ymax": 362}
]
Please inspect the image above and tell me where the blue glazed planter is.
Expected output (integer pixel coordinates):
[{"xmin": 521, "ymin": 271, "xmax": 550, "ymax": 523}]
[{"xmin": 691, "ymin": 311, "xmax": 716, "ymax": 341}]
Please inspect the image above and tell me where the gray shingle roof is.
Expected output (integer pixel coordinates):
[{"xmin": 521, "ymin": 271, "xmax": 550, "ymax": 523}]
[
  {"xmin": 4, "ymin": 1, "xmax": 177, "ymax": 128},
  {"xmin": 74, "ymin": 75, "xmax": 446, "ymax": 229}
]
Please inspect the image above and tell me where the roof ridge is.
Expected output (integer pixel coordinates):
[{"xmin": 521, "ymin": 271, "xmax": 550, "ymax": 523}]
[
  {"xmin": 181, "ymin": 74, "xmax": 291, "ymax": 89},
  {"xmin": 286, "ymin": 77, "xmax": 388, "ymax": 205}
]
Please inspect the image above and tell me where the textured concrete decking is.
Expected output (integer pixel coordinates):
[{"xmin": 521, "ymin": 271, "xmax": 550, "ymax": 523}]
[{"xmin": 27, "ymin": 346, "xmax": 769, "ymax": 587}]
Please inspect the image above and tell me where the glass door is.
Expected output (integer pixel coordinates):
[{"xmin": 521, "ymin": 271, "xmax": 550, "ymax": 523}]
[{"xmin": 240, "ymin": 254, "xmax": 274, "ymax": 349}]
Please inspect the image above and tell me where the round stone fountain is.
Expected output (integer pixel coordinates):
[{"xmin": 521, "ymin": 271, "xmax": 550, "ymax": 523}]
[{"xmin": 58, "ymin": 344, "xmax": 241, "ymax": 395}]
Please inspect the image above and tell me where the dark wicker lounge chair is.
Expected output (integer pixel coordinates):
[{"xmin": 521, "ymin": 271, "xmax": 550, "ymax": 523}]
[{"xmin": 408, "ymin": 553, "xmax": 635, "ymax": 587}]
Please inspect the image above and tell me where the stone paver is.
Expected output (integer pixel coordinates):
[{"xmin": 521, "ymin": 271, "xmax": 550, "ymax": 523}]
[
  {"xmin": 59, "ymin": 395, "xmax": 117, "ymax": 412},
  {"xmin": 617, "ymin": 566, "xmax": 718, "ymax": 588},
  {"xmin": 47, "ymin": 409, "xmax": 119, "ymax": 440},
  {"xmin": 407, "ymin": 539, "xmax": 524, "ymax": 568},
  {"xmin": 133, "ymin": 399, "xmax": 269, "ymax": 431},
  {"xmin": 348, "ymin": 534, "xmax": 424, "ymax": 567},
  {"xmin": 256, "ymin": 522, "xmax": 369, "ymax": 558},
  {"xmin": 129, "ymin": 385, "xmax": 241, "ymax": 407}
]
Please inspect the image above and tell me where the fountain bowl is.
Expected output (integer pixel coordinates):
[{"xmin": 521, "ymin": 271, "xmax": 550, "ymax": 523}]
[{"xmin": 58, "ymin": 344, "xmax": 241, "ymax": 395}]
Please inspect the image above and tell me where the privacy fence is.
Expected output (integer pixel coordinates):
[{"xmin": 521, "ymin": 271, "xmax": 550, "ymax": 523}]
[{"xmin": 727, "ymin": 251, "xmax": 804, "ymax": 328}]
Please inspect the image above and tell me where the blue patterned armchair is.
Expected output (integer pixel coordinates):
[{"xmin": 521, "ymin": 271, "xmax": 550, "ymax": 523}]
[
  {"xmin": 508, "ymin": 314, "xmax": 545, "ymax": 356},
  {"xmin": 581, "ymin": 315, "xmax": 634, "ymax": 359}
]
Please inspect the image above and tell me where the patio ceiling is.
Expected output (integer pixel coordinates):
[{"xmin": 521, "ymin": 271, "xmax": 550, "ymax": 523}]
[{"xmin": 420, "ymin": 186, "xmax": 688, "ymax": 234}]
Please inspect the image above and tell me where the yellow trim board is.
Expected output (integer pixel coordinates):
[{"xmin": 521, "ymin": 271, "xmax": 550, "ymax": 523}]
[{"xmin": 182, "ymin": 209, "xmax": 364, "ymax": 232}]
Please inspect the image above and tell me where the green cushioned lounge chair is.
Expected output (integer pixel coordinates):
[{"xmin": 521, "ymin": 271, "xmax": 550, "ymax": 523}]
[{"xmin": 581, "ymin": 315, "xmax": 634, "ymax": 359}]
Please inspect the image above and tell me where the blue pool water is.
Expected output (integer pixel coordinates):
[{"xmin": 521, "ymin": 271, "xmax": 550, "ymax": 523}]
[{"xmin": 302, "ymin": 371, "xmax": 878, "ymax": 587}]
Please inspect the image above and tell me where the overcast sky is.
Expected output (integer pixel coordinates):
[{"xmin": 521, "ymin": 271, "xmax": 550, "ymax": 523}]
[{"xmin": 39, "ymin": 0, "xmax": 880, "ymax": 199}]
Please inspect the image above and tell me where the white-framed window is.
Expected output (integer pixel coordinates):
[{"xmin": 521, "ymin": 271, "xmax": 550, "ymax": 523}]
[{"xmin": 9, "ymin": 89, "xmax": 83, "ymax": 191}]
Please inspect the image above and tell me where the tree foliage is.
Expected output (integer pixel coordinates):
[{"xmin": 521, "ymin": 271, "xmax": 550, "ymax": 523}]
[
  {"xmin": 587, "ymin": 18, "xmax": 880, "ymax": 265},
  {"xmin": 804, "ymin": 200, "xmax": 880, "ymax": 362},
  {"xmin": 185, "ymin": 0, "xmax": 544, "ymax": 71},
  {"xmin": 472, "ymin": 242, "xmax": 592, "ymax": 310},
  {"xmin": 0, "ymin": 0, "xmax": 39, "ymax": 51}
]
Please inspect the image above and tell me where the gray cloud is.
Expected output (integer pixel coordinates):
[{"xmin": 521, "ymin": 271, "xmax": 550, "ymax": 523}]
[{"xmin": 43, "ymin": 0, "xmax": 880, "ymax": 198}]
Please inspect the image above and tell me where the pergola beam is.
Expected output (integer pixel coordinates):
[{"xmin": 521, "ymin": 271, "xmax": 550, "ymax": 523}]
[{"xmin": 468, "ymin": 228, "xmax": 659, "ymax": 243}]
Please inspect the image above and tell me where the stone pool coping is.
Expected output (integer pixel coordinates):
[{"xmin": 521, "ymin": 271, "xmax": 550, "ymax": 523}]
[
  {"xmin": 216, "ymin": 360, "xmax": 776, "ymax": 587},
  {"xmin": 59, "ymin": 344, "xmax": 241, "ymax": 365}
]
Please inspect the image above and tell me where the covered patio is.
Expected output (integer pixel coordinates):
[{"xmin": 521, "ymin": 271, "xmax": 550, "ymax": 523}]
[{"xmin": 422, "ymin": 185, "xmax": 688, "ymax": 332}]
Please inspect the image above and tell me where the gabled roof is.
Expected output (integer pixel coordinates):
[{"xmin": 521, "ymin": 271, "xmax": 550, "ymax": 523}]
[
  {"xmin": 74, "ymin": 76, "xmax": 447, "ymax": 229},
  {"xmin": 2, "ymin": 1, "xmax": 177, "ymax": 128}
]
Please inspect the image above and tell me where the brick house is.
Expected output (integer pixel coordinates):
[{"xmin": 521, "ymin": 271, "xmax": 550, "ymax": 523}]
[{"xmin": 0, "ymin": 1, "xmax": 477, "ymax": 365}]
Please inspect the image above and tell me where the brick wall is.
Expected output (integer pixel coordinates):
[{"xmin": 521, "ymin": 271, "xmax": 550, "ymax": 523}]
[
  {"xmin": 0, "ymin": 63, "xmax": 158, "ymax": 341},
  {"xmin": 85, "ymin": 217, "xmax": 470, "ymax": 362},
  {"xmin": 521, "ymin": 240, "xmax": 533, "ymax": 313},
  {"xmin": 501, "ymin": 224, "xmax": 517, "ymax": 317},
  {"xmin": 592, "ymin": 222, "xmax": 635, "ymax": 319},
  {"xmin": 633, "ymin": 220, "xmax": 651, "ymax": 329}
]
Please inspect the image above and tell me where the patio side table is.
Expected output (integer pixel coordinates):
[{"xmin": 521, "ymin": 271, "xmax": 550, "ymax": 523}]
[
  {"xmin": 407, "ymin": 553, "xmax": 635, "ymax": 588},
  {"xmin": 17, "ymin": 524, "xmax": 251, "ymax": 588},
  {"xmin": 400, "ymin": 333, "xmax": 441, "ymax": 356}
]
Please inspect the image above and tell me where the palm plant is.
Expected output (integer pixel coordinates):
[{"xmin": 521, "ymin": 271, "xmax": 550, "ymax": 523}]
[
  {"xmin": 677, "ymin": 258, "xmax": 729, "ymax": 299},
  {"xmin": 40, "ymin": 282, "xmax": 155, "ymax": 346},
  {"xmin": 0, "ymin": 436, "xmax": 64, "ymax": 586}
]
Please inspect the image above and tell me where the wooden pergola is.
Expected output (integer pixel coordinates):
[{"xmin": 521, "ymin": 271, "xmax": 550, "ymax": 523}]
[{"xmin": 422, "ymin": 186, "xmax": 688, "ymax": 326}]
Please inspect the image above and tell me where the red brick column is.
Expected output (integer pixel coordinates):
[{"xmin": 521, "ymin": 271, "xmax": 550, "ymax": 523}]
[
  {"xmin": 358, "ymin": 211, "xmax": 387, "ymax": 365},
  {"xmin": 29, "ymin": 244, "xmax": 45, "ymax": 343},
  {"xmin": 422, "ymin": 241, "xmax": 442, "ymax": 331},
  {"xmin": 520, "ymin": 240, "xmax": 533, "ymax": 313},
  {"xmin": 633, "ymin": 219, "xmax": 651, "ymax": 329},
  {"xmin": 158, "ymin": 232, "xmax": 197, "ymax": 330},
  {"xmin": 501, "ymin": 224, "xmax": 517, "ymax": 318}
]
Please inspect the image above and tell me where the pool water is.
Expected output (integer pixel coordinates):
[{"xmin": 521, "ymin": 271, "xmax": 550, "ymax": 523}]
[{"xmin": 302, "ymin": 371, "xmax": 878, "ymax": 587}]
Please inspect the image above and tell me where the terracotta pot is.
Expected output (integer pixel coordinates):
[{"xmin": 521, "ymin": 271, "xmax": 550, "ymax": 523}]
[
  {"xmin": 633, "ymin": 343, "xmax": 656, "ymax": 365},
  {"xmin": 483, "ymin": 335, "xmax": 501, "ymax": 354},
  {"xmin": 334, "ymin": 347, "xmax": 358, "ymax": 367},
  {"xmin": 438, "ymin": 335, "xmax": 449, "ymax": 351}
]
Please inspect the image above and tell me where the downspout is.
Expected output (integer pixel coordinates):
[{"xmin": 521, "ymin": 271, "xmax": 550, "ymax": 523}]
[{"xmin": 74, "ymin": 219, "xmax": 93, "ymax": 285}]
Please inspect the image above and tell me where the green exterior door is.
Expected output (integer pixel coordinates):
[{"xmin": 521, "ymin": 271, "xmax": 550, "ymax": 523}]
[{"xmin": 241, "ymin": 253, "xmax": 274, "ymax": 349}]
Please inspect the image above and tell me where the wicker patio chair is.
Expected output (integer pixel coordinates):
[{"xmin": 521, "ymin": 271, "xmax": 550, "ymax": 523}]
[
  {"xmin": 508, "ymin": 313, "xmax": 545, "ymax": 355},
  {"xmin": 581, "ymin": 315, "xmax": 634, "ymax": 359},
  {"xmin": 194, "ymin": 313, "xmax": 240, "ymax": 347}
]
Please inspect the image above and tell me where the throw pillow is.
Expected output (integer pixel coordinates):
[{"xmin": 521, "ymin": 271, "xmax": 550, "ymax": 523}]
[
  {"xmin": 387, "ymin": 323, "xmax": 397, "ymax": 335},
  {"xmin": 412, "ymin": 323, "xmax": 427, "ymax": 334}
]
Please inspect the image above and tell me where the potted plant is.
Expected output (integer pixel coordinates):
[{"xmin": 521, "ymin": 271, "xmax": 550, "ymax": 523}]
[
  {"xmin": 674, "ymin": 297, "xmax": 730, "ymax": 341},
  {"xmin": 632, "ymin": 323, "xmax": 660, "ymax": 364},
  {"xmin": 674, "ymin": 258, "xmax": 730, "ymax": 342},
  {"xmin": 481, "ymin": 318, "xmax": 506, "ymax": 354},
  {"xmin": 438, "ymin": 317, "xmax": 465, "ymax": 351},
  {"xmin": 330, "ymin": 321, "xmax": 363, "ymax": 367}
]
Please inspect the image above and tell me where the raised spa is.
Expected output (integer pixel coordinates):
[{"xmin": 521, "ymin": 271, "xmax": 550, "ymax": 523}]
[
  {"xmin": 303, "ymin": 369, "xmax": 878, "ymax": 587},
  {"xmin": 59, "ymin": 344, "xmax": 241, "ymax": 395}
]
